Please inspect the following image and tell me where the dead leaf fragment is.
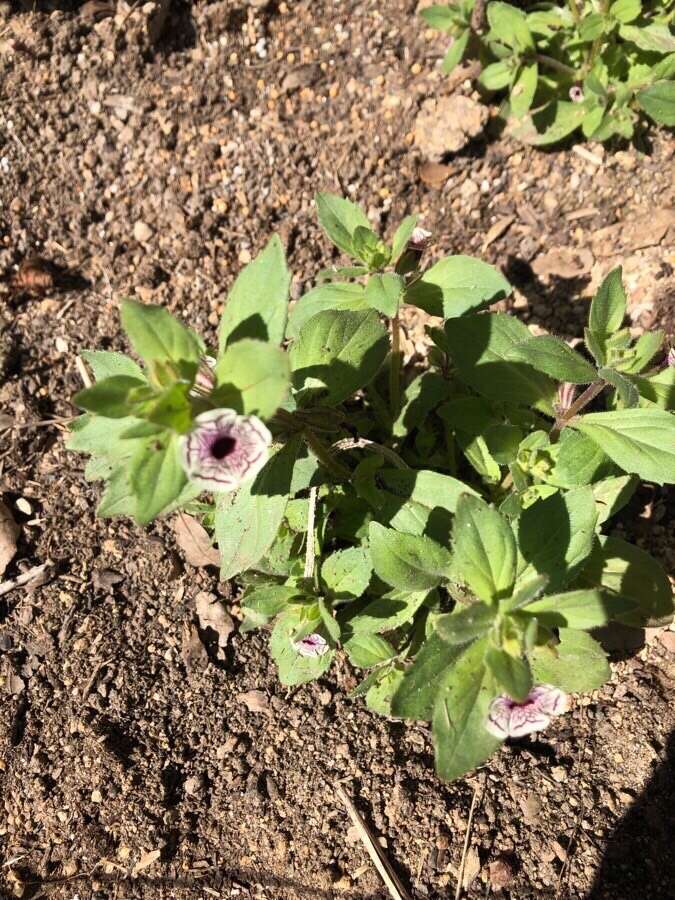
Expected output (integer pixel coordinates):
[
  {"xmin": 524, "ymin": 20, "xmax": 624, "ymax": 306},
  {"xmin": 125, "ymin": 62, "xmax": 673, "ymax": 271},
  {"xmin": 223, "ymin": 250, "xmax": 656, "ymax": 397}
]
[
  {"xmin": 180, "ymin": 622, "xmax": 209, "ymax": 673},
  {"xmin": 173, "ymin": 514, "xmax": 220, "ymax": 568},
  {"xmin": 482, "ymin": 216, "xmax": 515, "ymax": 252},
  {"xmin": 195, "ymin": 591, "xmax": 234, "ymax": 654},
  {"xmin": 238, "ymin": 689, "xmax": 269, "ymax": 714},
  {"xmin": 532, "ymin": 246, "xmax": 594, "ymax": 281},
  {"xmin": 132, "ymin": 849, "xmax": 161, "ymax": 876},
  {"xmin": 0, "ymin": 501, "xmax": 19, "ymax": 577},
  {"xmin": 419, "ymin": 161, "xmax": 453, "ymax": 188},
  {"xmin": 462, "ymin": 845, "xmax": 481, "ymax": 890}
]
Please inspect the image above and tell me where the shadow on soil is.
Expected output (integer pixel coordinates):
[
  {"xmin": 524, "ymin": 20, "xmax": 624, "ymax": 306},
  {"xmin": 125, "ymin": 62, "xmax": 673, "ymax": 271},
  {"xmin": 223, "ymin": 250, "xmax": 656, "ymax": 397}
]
[{"xmin": 585, "ymin": 728, "xmax": 675, "ymax": 900}]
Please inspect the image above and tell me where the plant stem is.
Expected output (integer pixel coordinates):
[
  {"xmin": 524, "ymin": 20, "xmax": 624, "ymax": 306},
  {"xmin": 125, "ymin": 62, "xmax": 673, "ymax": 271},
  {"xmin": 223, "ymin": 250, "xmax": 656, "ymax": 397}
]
[
  {"xmin": 568, "ymin": 0, "xmax": 581, "ymax": 23},
  {"xmin": 535, "ymin": 53, "xmax": 576, "ymax": 77},
  {"xmin": 389, "ymin": 313, "xmax": 402, "ymax": 419},
  {"xmin": 304, "ymin": 429, "xmax": 351, "ymax": 480},
  {"xmin": 471, "ymin": 0, "xmax": 487, "ymax": 33},
  {"xmin": 303, "ymin": 486, "xmax": 318, "ymax": 580},
  {"xmin": 549, "ymin": 380, "xmax": 606, "ymax": 442},
  {"xmin": 332, "ymin": 437, "xmax": 410, "ymax": 470}
]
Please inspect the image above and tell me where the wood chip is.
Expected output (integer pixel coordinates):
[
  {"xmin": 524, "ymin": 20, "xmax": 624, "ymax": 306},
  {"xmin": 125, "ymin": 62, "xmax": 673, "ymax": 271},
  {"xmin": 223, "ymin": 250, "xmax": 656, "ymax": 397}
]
[
  {"xmin": 481, "ymin": 215, "xmax": 514, "ymax": 252},
  {"xmin": 132, "ymin": 849, "xmax": 161, "ymax": 876},
  {"xmin": 237, "ymin": 689, "xmax": 269, "ymax": 714},
  {"xmin": 173, "ymin": 513, "xmax": 220, "ymax": 568},
  {"xmin": 462, "ymin": 846, "xmax": 481, "ymax": 891},
  {"xmin": 566, "ymin": 207, "xmax": 599, "ymax": 222},
  {"xmin": 419, "ymin": 161, "xmax": 453, "ymax": 188}
]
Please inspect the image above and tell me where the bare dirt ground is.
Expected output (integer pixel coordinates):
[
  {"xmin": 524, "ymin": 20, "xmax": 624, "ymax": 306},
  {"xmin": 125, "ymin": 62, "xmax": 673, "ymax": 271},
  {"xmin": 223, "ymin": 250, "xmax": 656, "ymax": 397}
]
[{"xmin": 1, "ymin": 1, "xmax": 674, "ymax": 898}]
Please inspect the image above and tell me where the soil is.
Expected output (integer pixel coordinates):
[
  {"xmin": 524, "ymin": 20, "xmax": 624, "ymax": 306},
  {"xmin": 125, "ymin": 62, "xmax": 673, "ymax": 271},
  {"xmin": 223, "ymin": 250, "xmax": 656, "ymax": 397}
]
[{"xmin": 1, "ymin": 2, "xmax": 674, "ymax": 899}]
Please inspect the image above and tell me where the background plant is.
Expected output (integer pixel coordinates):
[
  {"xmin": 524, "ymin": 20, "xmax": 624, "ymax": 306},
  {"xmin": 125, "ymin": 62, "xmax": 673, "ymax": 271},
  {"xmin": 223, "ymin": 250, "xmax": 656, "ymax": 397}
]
[
  {"xmin": 422, "ymin": 0, "xmax": 675, "ymax": 144},
  {"xmin": 68, "ymin": 195, "xmax": 675, "ymax": 783}
]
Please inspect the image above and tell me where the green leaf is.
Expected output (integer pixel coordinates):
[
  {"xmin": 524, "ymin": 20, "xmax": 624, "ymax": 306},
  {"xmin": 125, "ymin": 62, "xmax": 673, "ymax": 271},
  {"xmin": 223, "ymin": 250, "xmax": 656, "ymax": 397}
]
[
  {"xmin": 98, "ymin": 466, "xmax": 136, "ymax": 518},
  {"xmin": 592, "ymin": 474, "xmax": 637, "ymax": 525},
  {"xmin": 66, "ymin": 413, "xmax": 144, "ymax": 457},
  {"xmin": 286, "ymin": 283, "xmax": 367, "ymax": 340},
  {"xmin": 620, "ymin": 24, "xmax": 675, "ymax": 54},
  {"xmin": 120, "ymin": 299, "xmax": 203, "ymax": 365},
  {"xmin": 436, "ymin": 603, "xmax": 496, "ymax": 645},
  {"xmin": 406, "ymin": 257, "xmax": 511, "ymax": 319},
  {"xmin": 599, "ymin": 367, "xmax": 639, "ymax": 408},
  {"xmin": 507, "ymin": 335, "xmax": 597, "ymax": 384},
  {"xmin": 487, "ymin": 1, "xmax": 534, "ymax": 51},
  {"xmin": 510, "ymin": 62, "xmax": 538, "ymax": 119},
  {"xmin": 291, "ymin": 309, "xmax": 388, "ymax": 406},
  {"xmin": 529, "ymin": 629, "xmax": 609, "ymax": 693},
  {"xmin": 130, "ymin": 381, "xmax": 192, "ymax": 433},
  {"xmin": 572, "ymin": 408, "xmax": 675, "ymax": 485},
  {"xmin": 213, "ymin": 339, "xmax": 290, "ymax": 417},
  {"xmin": 615, "ymin": 330, "xmax": 663, "ymax": 375},
  {"xmin": 578, "ymin": 12, "xmax": 606, "ymax": 41},
  {"xmin": 321, "ymin": 547, "xmax": 372, "ymax": 601},
  {"xmin": 510, "ymin": 101, "xmax": 589, "ymax": 146},
  {"xmin": 352, "ymin": 227, "xmax": 390, "ymax": 269},
  {"xmin": 315, "ymin": 192, "xmax": 371, "ymax": 257},
  {"xmin": 577, "ymin": 535, "xmax": 673, "ymax": 627},
  {"xmin": 442, "ymin": 28, "xmax": 470, "ymax": 73},
  {"xmin": 589, "ymin": 267, "xmax": 626, "ymax": 336},
  {"xmin": 584, "ymin": 328, "xmax": 607, "ymax": 366},
  {"xmin": 444, "ymin": 313, "xmax": 557, "ymax": 415},
  {"xmin": 453, "ymin": 494, "xmax": 517, "ymax": 604},
  {"xmin": 610, "ymin": 0, "xmax": 640, "ymax": 23},
  {"xmin": 392, "ymin": 632, "xmax": 465, "ymax": 720},
  {"xmin": 485, "ymin": 648, "xmax": 532, "ymax": 702},
  {"xmin": 80, "ymin": 350, "xmax": 144, "ymax": 381},
  {"xmin": 634, "ymin": 366, "xmax": 675, "ymax": 411},
  {"xmin": 347, "ymin": 589, "xmax": 430, "ymax": 634},
  {"xmin": 365, "ymin": 666, "xmax": 406, "ymax": 716},
  {"xmin": 74, "ymin": 375, "xmax": 146, "ymax": 418},
  {"xmin": 216, "ymin": 440, "xmax": 299, "ymax": 580},
  {"xmin": 318, "ymin": 597, "xmax": 341, "ymax": 642},
  {"xmin": 391, "ymin": 215, "xmax": 418, "ymax": 263},
  {"xmin": 129, "ymin": 432, "xmax": 187, "ymax": 524},
  {"xmin": 521, "ymin": 588, "xmax": 634, "ymax": 629},
  {"xmin": 433, "ymin": 638, "xmax": 502, "ymax": 782},
  {"xmin": 516, "ymin": 487, "xmax": 598, "ymax": 592},
  {"xmin": 637, "ymin": 81, "xmax": 675, "ymax": 126},
  {"xmin": 480, "ymin": 60, "xmax": 514, "ymax": 91},
  {"xmin": 549, "ymin": 430, "xmax": 612, "ymax": 488},
  {"xmin": 375, "ymin": 468, "xmax": 480, "ymax": 544},
  {"xmin": 218, "ymin": 235, "xmax": 290, "ymax": 350},
  {"xmin": 369, "ymin": 522, "xmax": 452, "ymax": 592},
  {"xmin": 344, "ymin": 633, "xmax": 397, "ymax": 668},
  {"xmin": 242, "ymin": 584, "xmax": 303, "ymax": 618},
  {"xmin": 393, "ymin": 371, "xmax": 451, "ymax": 438},
  {"xmin": 420, "ymin": 4, "xmax": 456, "ymax": 31},
  {"xmin": 364, "ymin": 273, "xmax": 404, "ymax": 317},
  {"xmin": 270, "ymin": 610, "xmax": 334, "ymax": 686}
]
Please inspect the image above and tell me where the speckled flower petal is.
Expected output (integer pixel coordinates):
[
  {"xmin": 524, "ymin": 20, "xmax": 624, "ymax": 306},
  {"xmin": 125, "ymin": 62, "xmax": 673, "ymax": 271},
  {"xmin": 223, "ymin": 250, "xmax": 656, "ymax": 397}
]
[
  {"xmin": 293, "ymin": 633, "xmax": 329, "ymax": 658},
  {"xmin": 485, "ymin": 696, "xmax": 513, "ymax": 739},
  {"xmin": 179, "ymin": 408, "xmax": 271, "ymax": 493}
]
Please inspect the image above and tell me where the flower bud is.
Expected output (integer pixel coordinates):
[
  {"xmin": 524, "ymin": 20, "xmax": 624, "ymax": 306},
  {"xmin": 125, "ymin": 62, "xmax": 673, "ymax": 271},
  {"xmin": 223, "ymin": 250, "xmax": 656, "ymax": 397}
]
[
  {"xmin": 190, "ymin": 355, "xmax": 217, "ymax": 398},
  {"xmin": 409, "ymin": 227, "xmax": 433, "ymax": 252},
  {"xmin": 485, "ymin": 684, "xmax": 569, "ymax": 739},
  {"xmin": 569, "ymin": 86, "xmax": 584, "ymax": 104},
  {"xmin": 179, "ymin": 408, "xmax": 272, "ymax": 493}
]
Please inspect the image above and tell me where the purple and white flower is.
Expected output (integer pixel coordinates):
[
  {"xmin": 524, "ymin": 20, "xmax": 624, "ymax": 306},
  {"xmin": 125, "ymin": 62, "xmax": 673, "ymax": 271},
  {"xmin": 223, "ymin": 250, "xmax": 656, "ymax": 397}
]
[
  {"xmin": 569, "ymin": 86, "xmax": 584, "ymax": 104},
  {"xmin": 190, "ymin": 355, "xmax": 217, "ymax": 398},
  {"xmin": 667, "ymin": 346, "xmax": 675, "ymax": 368},
  {"xmin": 486, "ymin": 685, "xmax": 569, "ymax": 740},
  {"xmin": 409, "ymin": 227, "xmax": 433, "ymax": 252},
  {"xmin": 293, "ymin": 633, "xmax": 329, "ymax": 657},
  {"xmin": 179, "ymin": 408, "xmax": 271, "ymax": 493}
]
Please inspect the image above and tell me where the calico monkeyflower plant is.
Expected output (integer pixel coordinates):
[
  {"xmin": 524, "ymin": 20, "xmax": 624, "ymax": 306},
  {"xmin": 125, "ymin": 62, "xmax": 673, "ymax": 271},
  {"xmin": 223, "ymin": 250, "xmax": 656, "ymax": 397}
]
[{"xmin": 68, "ymin": 192, "xmax": 675, "ymax": 784}]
